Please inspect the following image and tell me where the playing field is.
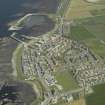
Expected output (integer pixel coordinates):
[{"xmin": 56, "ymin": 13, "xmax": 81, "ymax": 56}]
[
  {"xmin": 54, "ymin": 70, "xmax": 78, "ymax": 92},
  {"xmin": 65, "ymin": 0, "xmax": 105, "ymax": 20},
  {"xmin": 86, "ymin": 84, "xmax": 105, "ymax": 105}
]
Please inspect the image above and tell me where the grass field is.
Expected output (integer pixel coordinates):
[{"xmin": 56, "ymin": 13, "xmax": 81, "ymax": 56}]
[
  {"xmin": 67, "ymin": 98, "xmax": 86, "ymax": 105},
  {"xmin": 86, "ymin": 83, "xmax": 105, "ymax": 105},
  {"xmin": 65, "ymin": 0, "xmax": 105, "ymax": 20},
  {"xmin": 13, "ymin": 44, "xmax": 26, "ymax": 80},
  {"xmin": 54, "ymin": 70, "xmax": 78, "ymax": 92},
  {"xmin": 51, "ymin": 97, "xmax": 86, "ymax": 105}
]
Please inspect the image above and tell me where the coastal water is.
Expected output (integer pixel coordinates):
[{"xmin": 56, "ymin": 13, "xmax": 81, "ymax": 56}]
[
  {"xmin": 0, "ymin": 0, "xmax": 59, "ymax": 104},
  {"xmin": 0, "ymin": 0, "xmax": 58, "ymax": 37},
  {"xmin": 0, "ymin": 0, "xmax": 26, "ymax": 36}
]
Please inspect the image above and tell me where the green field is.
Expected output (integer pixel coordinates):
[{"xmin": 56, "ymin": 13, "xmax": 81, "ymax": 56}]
[
  {"xmin": 86, "ymin": 83, "xmax": 105, "ymax": 105},
  {"xmin": 65, "ymin": 0, "xmax": 105, "ymax": 20},
  {"xmin": 13, "ymin": 44, "xmax": 26, "ymax": 80},
  {"xmin": 54, "ymin": 70, "xmax": 78, "ymax": 92},
  {"xmin": 68, "ymin": 15, "xmax": 105, "ymax": 58}
]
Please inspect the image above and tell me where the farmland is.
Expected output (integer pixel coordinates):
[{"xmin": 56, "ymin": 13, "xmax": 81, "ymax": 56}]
[
  {"xmin": 65, "ymin": 0, "xmax": 105, "ymax": 20},
  {"xmin": 64, "ymin": 1, "xmax": 105, "ymax": 105},
  {"xmin": 68, "ymin": 15, "xmax": 105, "ymax": 58},
  {"xmin": 86, "ymin": 84, "xmax": 105, "ymax": 105},
  {"xmin": 62, "ymin": 0, "xmax": 105, "ymax": 58}
]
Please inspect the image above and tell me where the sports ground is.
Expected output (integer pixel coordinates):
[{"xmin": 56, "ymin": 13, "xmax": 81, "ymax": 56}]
[{"xmin": 54, "ymin": 70, "xmax": 79, "ymax": 92}]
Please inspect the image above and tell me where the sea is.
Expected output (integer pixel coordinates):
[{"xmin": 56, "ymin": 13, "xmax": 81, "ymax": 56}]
[
  {"xmin": 0, "ymin": 0, "xmax": 58, "ymax": 37},
  {"xmin": 0, "ymin": 0, "xmax": 59, "ymax": 104}
]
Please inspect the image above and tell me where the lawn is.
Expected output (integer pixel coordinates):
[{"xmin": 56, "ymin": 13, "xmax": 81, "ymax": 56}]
[
  {"xmin": 54, "ymin": 70, "xmax": 78, "ymax": 92},
  {"xmin": 86, "ymin": 83, "xmax": 105, "ymax": 105}
]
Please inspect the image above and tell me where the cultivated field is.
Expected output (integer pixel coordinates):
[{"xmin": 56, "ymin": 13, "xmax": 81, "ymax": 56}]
[
  {"xmin": 65, "ymin": 0, "xmax": 105, "ymax": 20},
  {"xmin": 69, "ymin": 15, "xmax": 105, "ymax": 58},
  {"xmin": 86, "ymin": 84, "xmax": 105, "ymax": 105}
]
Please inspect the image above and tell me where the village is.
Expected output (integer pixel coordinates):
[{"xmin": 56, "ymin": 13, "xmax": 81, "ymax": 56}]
[{"xmin": 21, "ymin": 32, "xmax": 105, "ymax": 105}]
